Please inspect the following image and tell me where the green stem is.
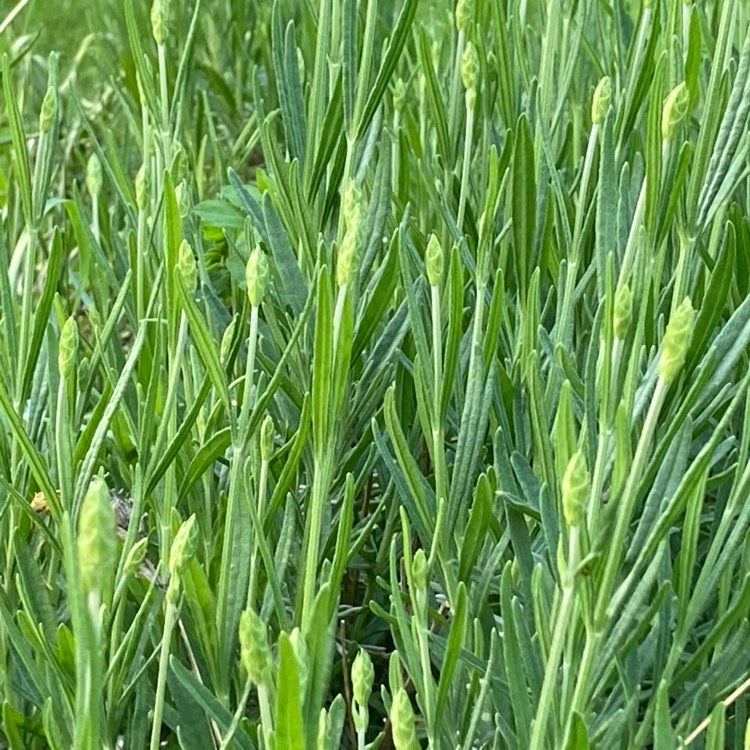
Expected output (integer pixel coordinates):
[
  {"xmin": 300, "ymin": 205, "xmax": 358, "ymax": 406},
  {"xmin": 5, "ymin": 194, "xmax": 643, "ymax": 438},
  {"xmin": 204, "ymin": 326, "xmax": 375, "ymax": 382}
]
[
  {"xmin": 529, "ymin": 526, "xmax": 580, "ymax": 750},
  {"xmin": 457, "ymin": 98, "xmax": 474, "ymax": 233},
  {"xmin": 150, "ymin": 586, "xmax": 179, "ymax": 750}
]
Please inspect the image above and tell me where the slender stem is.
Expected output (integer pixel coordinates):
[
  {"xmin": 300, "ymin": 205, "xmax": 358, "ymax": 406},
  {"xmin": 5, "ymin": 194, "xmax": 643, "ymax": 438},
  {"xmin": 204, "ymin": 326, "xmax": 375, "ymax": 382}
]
[
  {"xmin": 150, "ymin": 587, "xmax": 179, "ymax": 750},
  {"xmin": 219, "ymin": 679, "xmax": 253, "ymax": 750},
  {"xmin": 457, "ymin": 99, "xmax": 474, "ymax": 233},
  {"xmin": 594, "ymin": 377, "xmax": 668, "ymax": 627},
  {"xmin": 530, "ymin": 527, "xmax": 580, "ymax": 750}
]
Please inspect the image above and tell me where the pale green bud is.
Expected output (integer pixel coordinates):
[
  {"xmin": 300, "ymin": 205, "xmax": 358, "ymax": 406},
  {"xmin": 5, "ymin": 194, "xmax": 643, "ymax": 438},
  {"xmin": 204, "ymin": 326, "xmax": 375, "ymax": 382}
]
[
  {"xmin": 168, "ymin": 514, "xmax": 197, "ymax": 577},
  {"xmin": 425, "ymin": 234, "xmax": 444, "ymax": 286},
  {"xmin": 352, "ymin": 649, "xmax": 374, "ymax": 709},
  {"xmin": 78, "ymin": 476, "xmax": 117, "ymax": 596},
  {"xmin": 661, "ymin": 82, "xmax": 689, "ymax": 141},
  {"xmin": 337, "ymin": 180, "xmax": 363, "ymax": 287},
  {"xmin": 465, "ymin": 87, "xmax": 477, "ymax": 111},
  {"xmin": 455, "ymin": 0, "xmax": 473, "ymax": 31},
  {"xmin": 659, "ymin": 296, "xmax": 695, "ymax": 383},
  {"xmin": 341, "ymin": 180, "xmax": 362, "ymax": 229},
  {"xmin": 411, "ymin": 548, "xmax": 428, "ymax": 591},
  {"xmin": 261, "ymin": 415, "xmax": 275, "ymax": 462},
  {"xmin": 124, "ymin": 537, "xmax": 149, "ymax": 577},
  {"xmin": 460, "ymin": 41, "xmax": 479, "ymax": 93},
  {"xmin": 613, "ymin": 284, "xmax": 632, "ymax": 340},
  {"xmin": 58, "ymin": 316, "xmax": 79, "ymax": 379},
  {"xmin": 177, "ymin": 239, "xmax": 197, "ymax": 294},
  {"xmin": 39, "ymin": 86, "xmax": 57, "ymax": 134},
  {"xmin": 135, "ymin": 164, "xmax": 149, "ymax": 211},
  {"xmin": 591, "ymin": 76, "xmax": 611, "ymax": 125},
  {"xmin": 245, "ymin": 245, "xmax": 269, "ymax": 307},
  {"xmin": 391, "ymin": 689, "xmax": 419, "ymax": 750},
  {"xmin": 151, "ymin": 0, "xmax": 171, "ymax": 45},
  {"xmin": 562, "ymin": 451, "xmax": 589, "ymax": 527},
  {"xmin": 86, "ymin": 153, "xmax": 103, "ymax": 198},
  {"xmin": 239, "ymin": 608, "xmax": 273, "ymax": 685}
]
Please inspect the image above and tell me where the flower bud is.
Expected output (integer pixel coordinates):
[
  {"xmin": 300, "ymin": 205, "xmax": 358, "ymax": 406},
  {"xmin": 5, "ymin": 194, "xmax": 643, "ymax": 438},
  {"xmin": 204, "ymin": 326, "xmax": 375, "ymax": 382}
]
[
  {"xmin": 58, "ymin": 316, "xmax": 79, "ymax": 379},
  {"xmin": 337, "ymin": 180, "xmax": 363, "ymax": 287},
  {"xmin": 86, "ymin": 153, "xmax": 103, "ymax": 198},
  {"xmin": 151, "ymin": 0, "xmax": 171, "ymax": 45},
  {"xmin": 135, "ymin": 164, "xmax": 149, "ymax": 212},
  {"xmin": 562, "ymin": 451, "xmax": 589, "ymax": 527},
  {"xmin": 78, "ymin": 476, "xmax": 117, "ymax": 596},
  {"xmin": 245, "ymin": 245, "xmax": 269, "ymax": 306},
  {"xmin": 455, "ymin": 0, "xmax": 473, "ymax": 32},
  {"xmin": 591, "ymin": 76, "xmax": 611, "ymax": 125},
  {"xmin": 168, "ymin": 514, "xmax": 197, "ymax": 577},
  {"xmin": 124, "ymin": 537, "xmax": 149, "ymax": 577},
  {"xmin": 661, "ymin": 82, "xmax": 689, "ymax": 141},
  {"xmin": 460, "ymin": 41, "xmax": 479, "ymax": 93},
  {"xmin": 177, "ymin": 239, "xmax": 197, "ymax": 294},
  {"xmin": 411, "ymin": 548, "xmax": 428, "ymax": 591},
  {"xmin": 659, "ymin": 296, "xmax": 695, "ymax": 383},
  {"xmin": 352, "ymin": 649, "xmax": 374, "ymax": 711},
  {"xmin": 465, "ymin": 87, "xmax": 477, "ymax": 111},
  {"xmin": 239, "ymin": 608, "xmax": 273, "ymax": 685},
  {"xmin": 613, "ymin": 284, "xmax": 632, "ymax": 340},
  {"xmin": 260, "ymin": 415, "xmax": 275, "ymax": 462},
  {"xmin": 391, "ymin": 688, "xmax": 419, "ymax": 750},
  {"xmin": 39, "ymin": 86, "xmax": 57, "ymax": 134},
  {"xmin": 425, "ymin": 234, "xmax": 444, "ymax": 287}
]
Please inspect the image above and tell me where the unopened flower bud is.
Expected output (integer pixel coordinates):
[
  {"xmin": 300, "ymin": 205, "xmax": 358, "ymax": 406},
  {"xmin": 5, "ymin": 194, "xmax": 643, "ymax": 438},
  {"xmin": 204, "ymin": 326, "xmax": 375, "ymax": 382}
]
[
  {"xmin": 135, "ymin": 164, "xmax": 149, "ymax": 211},
  {"xmin": 425, "ymin": 234, "xmax": 444, "ymax": 286},
  {"xmin": 391, "ymin": 688, "xmax": 419, "ymax": 750},
  {"xmin": 411, "ymin": 548, "xmax": 428, "ymax": 591},
  {"xmin": 168, "ymin": 514, "xmax": 197, "ymax": 577},
  {"xmin": 562, "ymin": 451, "xmax": 589, "ymax": 527},
  {"xmin": 239, "ymin": 608, "xmax": 273, "ymax": 685},
  {"xmin": 613, "ymin": 284, "xmax": 632, "ymax": 340},
  {"xmin": 177, "ymin": 239, "xmax": 197, "ymax": 294},
  {"xmin": 591, "ymin": 76, "xmax": 611, "ymax": 125},
  {"xmin": 352, "ymin": 649, "xmax": 374, "ymax": 710},
  {"xmin": 86, "ymin": 153, "xmax": 103, "ymax": 198},
  {"xmin": 455, "ymin": 0, "xmax": 473, "ymax": 32},
  {"xmin": 58, "ymin": 316, "xmax": 79, "ymax": 379},
  {"xmin": 662, "ymin": 82, "xmax": 689, "ymax": 141},
  {"xmin": 337, "ymin": 180, "xmax": 363, "ymax": 287},
  {"xmin": 659, "ymin": 296, "xmax": 695, "ymax": 383},
  {"xmin": 78, "ymin": 476, "xmax": 117, "ymax": 596},
  {"xmin": 460, "ymin": 41, "xmax": 479, "ymax": 93},
  {"xmin": 124, "ymin": 538, "xmax": 149, "ymax": 577},
  {"xmin": 151, "ymin": 0, "xmax": 171, "ymax": 45},
  {"xmin": 245, "ymin": 245, "xmax": 269, "ymax": 306}
]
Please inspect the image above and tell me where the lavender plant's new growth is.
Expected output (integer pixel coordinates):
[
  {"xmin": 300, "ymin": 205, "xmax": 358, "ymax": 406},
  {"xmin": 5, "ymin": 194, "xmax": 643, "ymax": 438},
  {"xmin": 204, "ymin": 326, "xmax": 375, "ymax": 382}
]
[{"xmin": 659, "ymin": 296, "xmax": 695, "ymax": 383}]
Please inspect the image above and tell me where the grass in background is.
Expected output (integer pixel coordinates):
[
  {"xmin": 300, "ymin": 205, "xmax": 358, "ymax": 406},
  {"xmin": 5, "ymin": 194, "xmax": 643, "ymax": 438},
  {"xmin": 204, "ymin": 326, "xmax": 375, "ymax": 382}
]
[{"xmin": 2, "ymin": 0, "xmax": 750, "ymax": 748}]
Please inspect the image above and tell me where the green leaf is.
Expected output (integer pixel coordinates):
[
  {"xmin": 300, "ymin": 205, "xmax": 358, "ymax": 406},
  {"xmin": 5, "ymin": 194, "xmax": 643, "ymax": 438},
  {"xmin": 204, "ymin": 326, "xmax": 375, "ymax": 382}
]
[{"xmin": 276, "ymin": 632, "xmax": 305, "ymax": 750}]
